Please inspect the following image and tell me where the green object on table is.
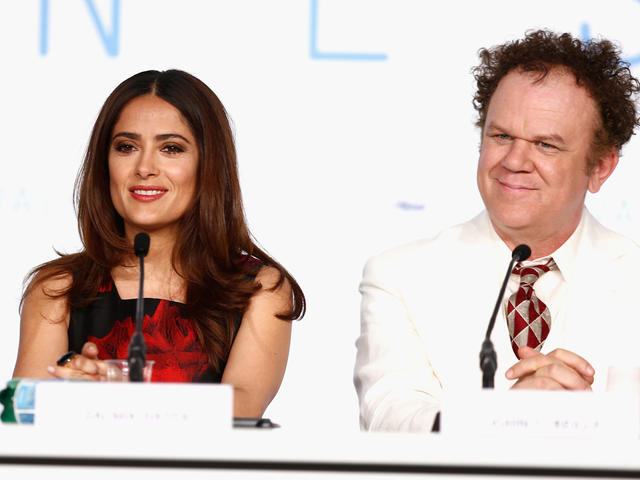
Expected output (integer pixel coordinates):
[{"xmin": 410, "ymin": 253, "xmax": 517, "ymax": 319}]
[{"xmin": 0, "ymin": 378, "xmax": 19, "ymax": 423}]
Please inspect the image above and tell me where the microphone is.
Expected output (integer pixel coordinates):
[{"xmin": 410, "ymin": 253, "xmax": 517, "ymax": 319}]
[
  {"xmin": 479, "ymin": 244, "xmax": 531, "ymax": 388},
  {"xmin": 128, "ymin": 233, "xmax": 150, "ymax": 382},
  {"xmin": 512, "ymin": 245, "xmax": 531, "ymax": 264},
  {"xmin": 134, "ymin": 233, "xmax": 150, "ymax": 257}
]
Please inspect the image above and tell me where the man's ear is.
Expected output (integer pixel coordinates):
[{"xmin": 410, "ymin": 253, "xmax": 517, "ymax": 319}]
[{"xmin": 587, "ymin": 148, "xmax": 619, "ymax": 193}]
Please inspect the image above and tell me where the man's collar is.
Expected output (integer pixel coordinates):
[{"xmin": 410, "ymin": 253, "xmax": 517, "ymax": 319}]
[
  {"xmin": 477, "ymin": 207, "xmax": 590, "ymax": 284},
  {"xmin": 536, "ymin": 208, "xmax": 587, "ymax": 284}
]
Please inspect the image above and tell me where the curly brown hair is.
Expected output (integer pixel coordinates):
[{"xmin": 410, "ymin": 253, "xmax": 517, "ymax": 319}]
[{"xmin": 472, "ymin": 29, "xmax": 640, "ymax": 170}]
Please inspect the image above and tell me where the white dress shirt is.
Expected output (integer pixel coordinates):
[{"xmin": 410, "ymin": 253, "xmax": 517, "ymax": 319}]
[{"xmin": 354, "ymin": 208, "xmax": 640, "ymax": 432}]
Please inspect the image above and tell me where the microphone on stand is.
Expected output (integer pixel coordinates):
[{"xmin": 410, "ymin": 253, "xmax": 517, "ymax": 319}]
[
  {"xmin": 128, "ymin": 233, "xmax": 150, "ymax": 382},
  {"xmin": 479, "ymin": 244, "xmax": 531, "ymax": 388}
]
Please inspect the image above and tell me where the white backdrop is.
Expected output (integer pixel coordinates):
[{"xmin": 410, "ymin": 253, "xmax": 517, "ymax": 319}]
[{"xmin": 2, "ymin": 0, "xmax": 640, "ymax": 432}]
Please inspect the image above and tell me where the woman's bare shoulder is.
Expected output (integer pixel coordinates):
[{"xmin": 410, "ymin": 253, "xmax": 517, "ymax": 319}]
[
  {"xmin": 14, "ymin": 269, "xmax": 73, "ymax": 378},
  {"xmin": 254, "ymin": 265, "xmax": 288, "ymax": 291},
  {"xmin": 22, "ymin": 269, "xmax": 73, "ymax": 324}
]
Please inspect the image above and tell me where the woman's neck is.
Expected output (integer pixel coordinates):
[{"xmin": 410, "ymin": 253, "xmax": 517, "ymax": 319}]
[{"xmin": 113, "ymin": 229, "xmax": 186, "ymax": 301}]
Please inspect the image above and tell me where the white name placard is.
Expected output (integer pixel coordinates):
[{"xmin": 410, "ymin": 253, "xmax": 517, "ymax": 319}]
[
  {"xmin": 441, "ymin": 389, "xmax": 639, "ymax": 438},
  {"xmin": 33, "ymin": 381, "xmax": 233, "ymax": 432}
]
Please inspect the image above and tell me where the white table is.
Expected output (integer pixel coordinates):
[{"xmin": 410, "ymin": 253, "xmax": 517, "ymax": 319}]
[{"xmin": 0, "ymin": 424, "xmax": 638, "ymax": 478}]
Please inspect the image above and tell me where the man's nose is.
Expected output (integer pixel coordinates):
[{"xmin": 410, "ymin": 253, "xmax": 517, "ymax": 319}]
[{"xmin": 501, "ymin": 139, "xmax": 533, "ymax": 172}]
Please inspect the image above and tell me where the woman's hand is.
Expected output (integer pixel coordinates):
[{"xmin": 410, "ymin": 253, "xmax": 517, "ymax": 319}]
[{"xmin": 47, "ymin": 342, "xmax": 106, "ymax": 381}]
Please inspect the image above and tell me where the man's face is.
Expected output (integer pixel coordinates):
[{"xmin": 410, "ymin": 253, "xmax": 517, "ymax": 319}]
[{"xmin": 477, "ymin": 69, "xmax": 607, "ymax": 248}]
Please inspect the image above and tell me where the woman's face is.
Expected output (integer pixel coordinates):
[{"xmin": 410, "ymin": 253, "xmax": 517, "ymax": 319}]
[{"xmin": 108, "ymin": 94, "xmax": 198, "ymax": 238}]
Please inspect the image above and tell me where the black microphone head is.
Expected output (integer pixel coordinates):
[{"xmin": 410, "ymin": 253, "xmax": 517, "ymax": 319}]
[
  {"xmin": 512, "ymin": 244, "xmax": 531, "ymax": 262},
  {"xmin": 133, "ymin": 233, "xmax": 150, "ymax": 258}
]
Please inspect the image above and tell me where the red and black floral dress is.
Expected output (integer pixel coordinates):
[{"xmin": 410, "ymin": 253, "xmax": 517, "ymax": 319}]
[{"xmin": 67, "ymin": 279, "xmax": 240, "ymax": 383}]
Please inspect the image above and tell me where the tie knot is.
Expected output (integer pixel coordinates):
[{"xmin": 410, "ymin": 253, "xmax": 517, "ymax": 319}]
[{"xmin": 512, "ymin": 258, "xmax": 556, "ymax": 287}]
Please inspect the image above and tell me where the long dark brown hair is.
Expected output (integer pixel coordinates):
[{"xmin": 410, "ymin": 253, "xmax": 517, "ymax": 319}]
[{"xmin": 23, "ymin": 69, "xmax": 305, "ymax": 373}]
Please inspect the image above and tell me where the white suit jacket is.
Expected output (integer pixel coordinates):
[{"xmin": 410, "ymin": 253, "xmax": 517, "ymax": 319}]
[{"xmin": 354, "ymin": 209, "xmax": 640, "ymax": 432}]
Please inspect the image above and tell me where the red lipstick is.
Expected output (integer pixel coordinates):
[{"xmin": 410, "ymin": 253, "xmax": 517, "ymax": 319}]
[{"xmin": 129, "ymin": 186, "xmax": 168, "ymax": 202}]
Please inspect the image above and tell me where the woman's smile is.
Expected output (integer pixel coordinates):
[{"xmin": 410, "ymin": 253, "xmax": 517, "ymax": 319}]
[{"xmin": 129, "ymin": 185, "xmax": 168, "ymax": 202}]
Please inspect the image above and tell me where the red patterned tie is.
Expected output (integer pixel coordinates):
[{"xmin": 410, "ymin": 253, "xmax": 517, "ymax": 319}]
[{"xmin": 506, "ymin": 258, "xmax": 556, "ymax": 358}]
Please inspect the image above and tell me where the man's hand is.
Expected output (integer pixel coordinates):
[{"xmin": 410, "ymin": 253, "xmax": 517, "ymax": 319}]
[{"xmin": 505, "ymin": 346, "xmax": 594, "ymax": 390}]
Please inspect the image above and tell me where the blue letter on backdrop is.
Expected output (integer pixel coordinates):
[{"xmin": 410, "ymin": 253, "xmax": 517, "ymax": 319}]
[
  {"xmin": 39, "ymin": 0, "xmax": 49, "ymax": 55},
  {"xmin": 581, "ymin": 22, "xmax": 640, "ymax": 66},
  {"xmin": 310, "ymin": 0, "xmax": 387, "ymax": 61},
  {"xmin": 40, "ymin": 0, "xmax": 121, "ymax": 56}
]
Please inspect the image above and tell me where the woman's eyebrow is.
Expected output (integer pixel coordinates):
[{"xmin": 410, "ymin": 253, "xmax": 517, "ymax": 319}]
[
  {"xmin": 111, "ymin": 132, "xmax": 191, "ymax": 144},
  {"xmin": 155, "ymin": 133, "xmax": 191, "ymax": 144}
]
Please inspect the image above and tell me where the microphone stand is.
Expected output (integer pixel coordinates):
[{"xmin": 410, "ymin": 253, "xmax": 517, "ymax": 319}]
[
  {"xmin": 479, "ymin": 245, "xmax": 531, "ymax": 388},
  {"xmin": 128, "ymin": 233, "xmax": 150, "ymax": 382}
]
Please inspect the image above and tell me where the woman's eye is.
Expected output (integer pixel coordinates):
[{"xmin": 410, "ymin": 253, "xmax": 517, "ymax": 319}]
[
  {"xmin": 162, "ymin": 144, "xmax": 184, "ymax": 154},
  {"xmin": 114, "ymin": 143, "xmax": 134, "ymax": 153}
]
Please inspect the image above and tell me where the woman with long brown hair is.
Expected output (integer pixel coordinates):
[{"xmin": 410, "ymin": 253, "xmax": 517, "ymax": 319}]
[{"xmin": 12, "ymin": 69, "xmax": 305, "ymax": 417}]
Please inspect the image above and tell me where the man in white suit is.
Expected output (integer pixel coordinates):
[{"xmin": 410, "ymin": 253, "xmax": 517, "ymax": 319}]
[{"xmin": 354, "ymin": 30, "xmax": 640, "ymax": 432}]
